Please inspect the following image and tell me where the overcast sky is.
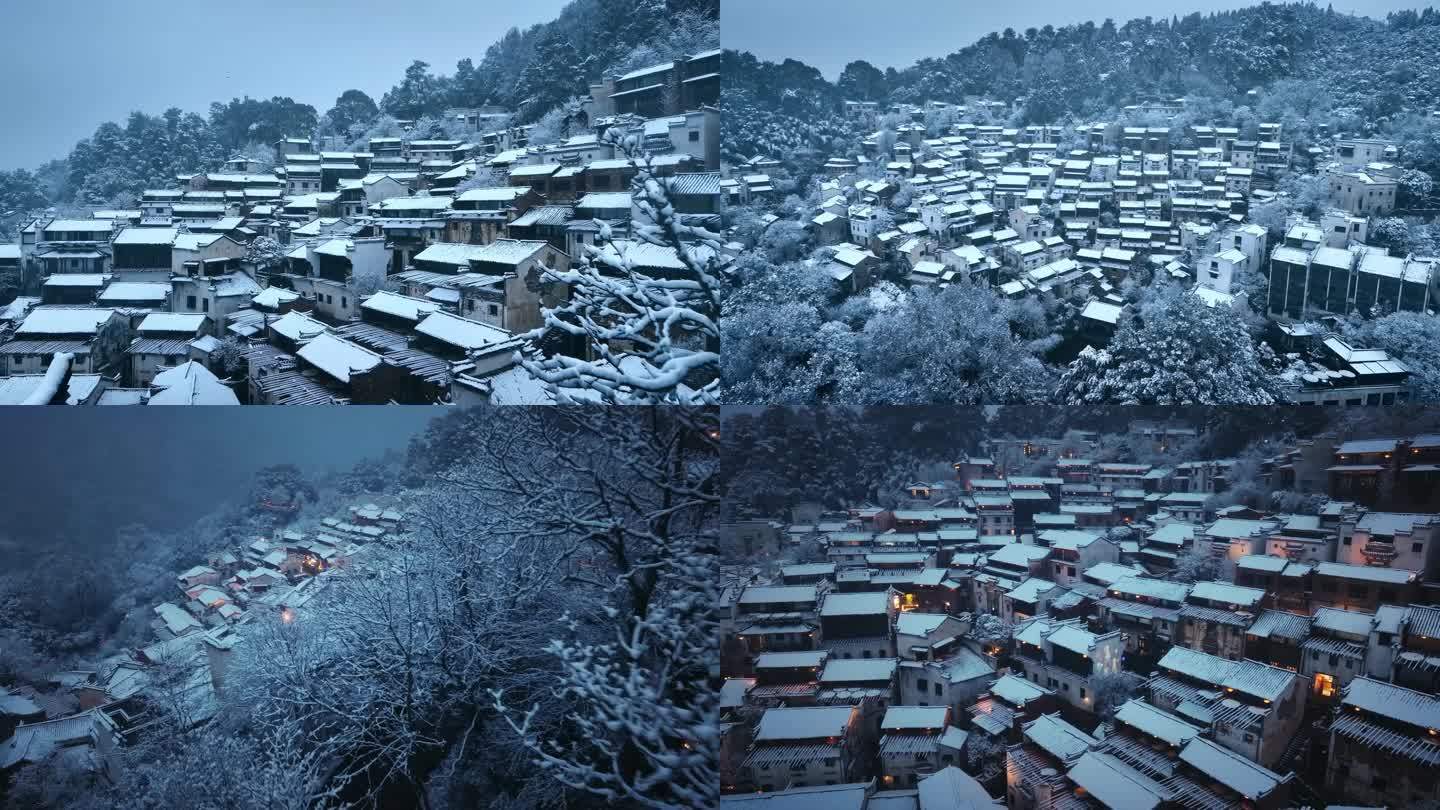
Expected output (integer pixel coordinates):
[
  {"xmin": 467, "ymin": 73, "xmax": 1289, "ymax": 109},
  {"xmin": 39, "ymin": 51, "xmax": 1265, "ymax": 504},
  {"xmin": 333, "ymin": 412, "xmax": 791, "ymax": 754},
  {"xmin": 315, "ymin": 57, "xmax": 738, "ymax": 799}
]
[
  {"xmin": 722, "ymin": 0, "xmax": 1432, "ymax": 79},
  {"xmin": 0, "ymin": 0, "xmax": 572, "ymax": 171},
  {"xmin": 0, "ymin": 407, "xmax": 444, "ymax": 539}
]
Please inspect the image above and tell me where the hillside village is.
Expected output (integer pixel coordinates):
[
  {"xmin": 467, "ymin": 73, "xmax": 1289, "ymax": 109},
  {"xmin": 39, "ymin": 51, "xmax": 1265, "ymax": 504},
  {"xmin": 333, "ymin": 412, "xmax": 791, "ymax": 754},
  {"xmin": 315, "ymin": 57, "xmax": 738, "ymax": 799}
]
[
  {"xmin": 0, "ymin": 52, "xmax": 721, "ymax": 405},
  {"xmin": 0, "ymin": 501, "xmax": 405, "ymax": 784},
  {"xmin": 724, "ymin": 94, "xmax": 1440, "ymax": 404},
  {"xmin": 720, "ymin": 424, "xmax": 1440, "ymax": 809}
]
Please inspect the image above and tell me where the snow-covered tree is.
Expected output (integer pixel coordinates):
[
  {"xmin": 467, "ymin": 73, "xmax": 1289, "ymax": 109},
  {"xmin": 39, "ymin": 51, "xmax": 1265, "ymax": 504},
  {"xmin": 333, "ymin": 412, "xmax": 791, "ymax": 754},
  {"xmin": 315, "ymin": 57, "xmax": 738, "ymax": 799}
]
[
  {"xmin": 521, "ymin": 133, "xmax": 721, "ymax": 404},
  {"xmin": 244, "ymin": 236, "xmax": 287, "ymax": 274},
  {"xmin": 1398, "ymin": 168, "xmax": 1434, "ymax": 207},
  {"xmin": 490, "ymin": 407, "xmax": 720, "ymax": 809},
  {"xmin": 1172, "ymin": 548, "xmax": 1222, "ymax": 583},
  {"xmin": 1343, "ymin": 310, "xmax": 1440, "ymax": 401},
  {"xmin": 1089, "ymin": 671, "xmax": 1144, "ymax": 720},
  {"xmin": 1371, "ymin": 216, "xmax": 1412, "ymax": 254},
  {"xmin": 1056, "ymin": 289, "xmax": 1286, "ymax": 404},
  {"xmin": 968, "ymin": 613, "xmax": 1009, "ymax": 647}
]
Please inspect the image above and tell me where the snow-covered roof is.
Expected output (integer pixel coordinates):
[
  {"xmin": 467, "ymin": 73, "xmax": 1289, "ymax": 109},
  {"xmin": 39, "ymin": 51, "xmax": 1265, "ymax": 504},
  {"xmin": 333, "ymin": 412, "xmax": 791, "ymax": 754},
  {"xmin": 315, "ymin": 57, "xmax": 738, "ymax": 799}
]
[
  {"xmin": 739, "ymin": 585, "xmax": 816, "ymax": 605},
  {"xmin": 990, "ymin": 673, "xmax": 1049, "ymax": 707},
  {"xmin": 1066, "ymin": 751, "xmax": 1165, "ymax": 810},
  {"xmin": 1188, "ymin": 580, "xmax": 1266, "ymax": 608},
  {"xmin": 896, "ymin": 612, "xmax": 951, "ymax": 637},
  {"xmin": 296, "ymin": 332, "xmax": 382, "ymax": 383},
  {"xmin": 1177, "ymin": 737, "xmax": 1286, "ymax": 799},
  {"xmin": 1006, "ymin": 577, "xmax": 1059, "ymax": 604},
  {"xmin": 987, "ymin": 543, "xmax": 1051, "ymax": 567},
  {"xmin": 150, "ymin": 361, "xmax": 220, "ymax": 390},
  {"xmin": 137, "ymin": 312, "xmax": 206, "ymax": 334},
  {"xmin": 113, "ymin": 227, "xmax": 178, "ymax": 245},
  {"xmin": 1082, "ymin": 562, "xmax": 1145, "ymax": 586},
  {"xmin": 820, "ymin": 591, "xmax": 889, "ymax": 617},
  {"xmin": 1158, "ymin": 646, "xmax": 1237, "ymax": 685},
  {"xmin": 252, "ymin": 287, "xmax": 300, "ymax": 308},
  {"xmin": 1343, "ymin": 676, "xmax": 1440, "ymax": 731},
  {"xmin": 268, "ymin": 310, "xmax": 327, "ymax": 343},
  {"xmin": 153, "ymin": 602, "xmax": 201, "ymax": 635},
  {"xmin": 1022, "ymin": 713, "xmax": 1093, "ymax": 763},
  {"xmin": 98, "ymin": 282, "xmax": 170, "ymax": 303},
  {"xmin": 882, "ymin": 706, "xmax": 949, "ymax": 731},
  {"xmin": 149, "ymin": 374, "xmax": 236, "ymax": 409},
  {"xmin": 1315, "ymin": 561, "xmax": 1416, "ymax": 584},
  {"xmin": 361, "ymin": 290, "xmax": 441, "ymax": 322},
  {"xmin": 754, "ymin": 706, "xmax": 856, "ymax": 742},
  {"xmin": 1313, "ymin": 607, "xmax": 1375, "ymax": 637},
  {"xmin": 16, "ymin": 308, "xmax": 114, "ymax": 336},
  {"xmin": 1114, "ymin": 699, "xmax": 1202, "ymax": 746},
  {"xmin": 1109, "ymin": 576, "xmax": 1191, "ymax": 604},
  {"xmin": 819, "ymin": 658, "xmax": 897, "ymax": 683},
  {"xmin": 754, "ymin": 651, "xmax": 827, "ymax": 670},
  {"xmin": 41, "ymin": 274, "xmax": 107, "ymax": 288},
  {"xmin": 414, "ymin": 311, "xmax": 516, "ymax": 351}
]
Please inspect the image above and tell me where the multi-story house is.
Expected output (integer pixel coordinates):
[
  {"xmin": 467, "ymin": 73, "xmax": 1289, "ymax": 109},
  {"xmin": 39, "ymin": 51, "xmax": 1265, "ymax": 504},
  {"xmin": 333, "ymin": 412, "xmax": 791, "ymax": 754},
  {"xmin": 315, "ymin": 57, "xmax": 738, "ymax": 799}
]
[
  {"xmin": 1338, "ymin": 511, "xmax": 1440, "ymax": 578},
  {"xmin": 876, "ymin": 706, "xmax": 968, "ymax": 789},
  {"xmin": 742, "ymin": 706, "xmax": 870, "ymax": 791},
  {"xmin": 1326, "ymin": 677, "xmax": 1440, "ymax": 809},
  {"xmin": 818, "ymin": 591, "xmax": 895, "ymax": 661},
  {"xmin": 1010, "ymin": 617, "xmax": 1124, "ymax": 712},
  {"xmin": 0, "ymin": 307, "xmax": 131, "ymax": 377},
  {"xmin": 1148, "ymin": 647, "xmax": 1305, "ymax": 767},
  {"xmin": 1177, "ymin": 580, "xmax": 1267, "ymax": 660}
]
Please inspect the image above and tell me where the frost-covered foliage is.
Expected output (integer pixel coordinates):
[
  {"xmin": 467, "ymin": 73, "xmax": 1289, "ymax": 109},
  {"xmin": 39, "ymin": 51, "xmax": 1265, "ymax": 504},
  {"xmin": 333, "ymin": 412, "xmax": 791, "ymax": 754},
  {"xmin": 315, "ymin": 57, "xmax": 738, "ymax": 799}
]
[
  {"xmin": 968, "ymin": 613, "xmax": 1009, "ymax": 646},
  {"xmin": 1343, "ymin": 310, "xmax": 1440, "ymax": 402},
  {"xmin": 1172, "ymin": 548, "xmax": 1223, "ymax": 583},
  {"xmin": 721, "ymin": 405, "xmax": 989, "ymax": 514},
  {"xmin": 522, "ymin": 134, "xmax": 721, "ymax": 404},
  {"xmin": 1090, "ymin": 671, "xmax": 1144, "ymax": 720},
  {"xmin": 370, "ymin": 0, "xmax": 715, "ymax": 124},
  {"xmin": 1056, "ymin": 289, "xmax": 1286, "ymax": 405},
  {"xmin": 492, "ymin": 408, "xmax": 719, "ymax": 809},
  {"xmin": 525, "ymin": 98, "xmax": 589, "ymax": 148},
  {"xmin": 244, "ymin": 236, "xmax": 286, "ymax": 272},
  {"xmin": 45, "ymin": 408, "xmax": 717, "ymax": 810},
  {"xmin": 722, "ymin": 50, "xmax": 856, "ymax": 168},
  {"xmin": 725, "ymin": 274, "xmax": 1056, "ymax": 404}
]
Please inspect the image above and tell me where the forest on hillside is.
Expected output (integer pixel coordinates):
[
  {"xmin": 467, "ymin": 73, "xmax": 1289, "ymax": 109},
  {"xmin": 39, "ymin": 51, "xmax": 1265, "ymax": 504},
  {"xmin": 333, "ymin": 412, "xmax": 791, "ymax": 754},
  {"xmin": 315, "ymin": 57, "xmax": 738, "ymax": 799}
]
[
  {"xmin": 724, "ymin": 3, "xmax": 1440, "ymax": 170},
  {"xmin": 0, "ymin": 0, "xmax": 717, "ymax": 219}
]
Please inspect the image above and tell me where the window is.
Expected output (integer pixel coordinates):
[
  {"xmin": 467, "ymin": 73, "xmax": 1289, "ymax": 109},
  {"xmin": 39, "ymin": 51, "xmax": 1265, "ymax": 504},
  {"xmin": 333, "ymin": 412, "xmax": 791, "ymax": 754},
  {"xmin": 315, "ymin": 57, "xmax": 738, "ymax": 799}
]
[
  {"xmin": 341, "ymin": 297, "xmax": 347, "ymax": 308},
  {"xmin": 202, "ymin": 298, "xmax": 209, "ymax": 312},
  {"xmin": 1414, "ymin": 542, "xmax": 1423, "ymax": 553},
  {"xmin": 917, "ymin": 678, "xmax": 928, "ymax": 691},
  {"xmin": 186, "ymin": 295, "xmax": 197, "ymax": 309},
  {"xmin": 688, "ymin": 130, "xmax": 700, "ymax": 142},
  {"xmin": 1080, "ymin": 687, "xmax": 1087, "ymax": 700},
  {"xmin": 934, "ymin": 683, "xmax": 942, "ymax": 697},
  {"xmin": 1315, "ymin": 672, "xmax": 1335, "ymax": 698},
  {"xmin": 488, "ymin": 303, "xmax": 500, "ymax": 317}
]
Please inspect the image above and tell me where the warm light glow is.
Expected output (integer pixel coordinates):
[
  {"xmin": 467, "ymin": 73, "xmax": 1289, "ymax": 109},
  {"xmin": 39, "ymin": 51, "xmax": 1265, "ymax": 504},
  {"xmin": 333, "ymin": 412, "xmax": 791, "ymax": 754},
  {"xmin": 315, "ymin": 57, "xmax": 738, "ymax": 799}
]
[{"xmin": 281, "ymin": 608, "xmax": 295, "ymax": 624}]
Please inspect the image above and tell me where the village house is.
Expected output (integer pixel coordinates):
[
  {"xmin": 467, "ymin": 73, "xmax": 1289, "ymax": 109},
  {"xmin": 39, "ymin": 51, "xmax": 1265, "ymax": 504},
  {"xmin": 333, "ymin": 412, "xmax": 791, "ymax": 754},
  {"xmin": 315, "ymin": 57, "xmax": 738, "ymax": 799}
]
[{"xmin": 742, "ymin": 705, "xmax": 869, "ymax": 791}]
